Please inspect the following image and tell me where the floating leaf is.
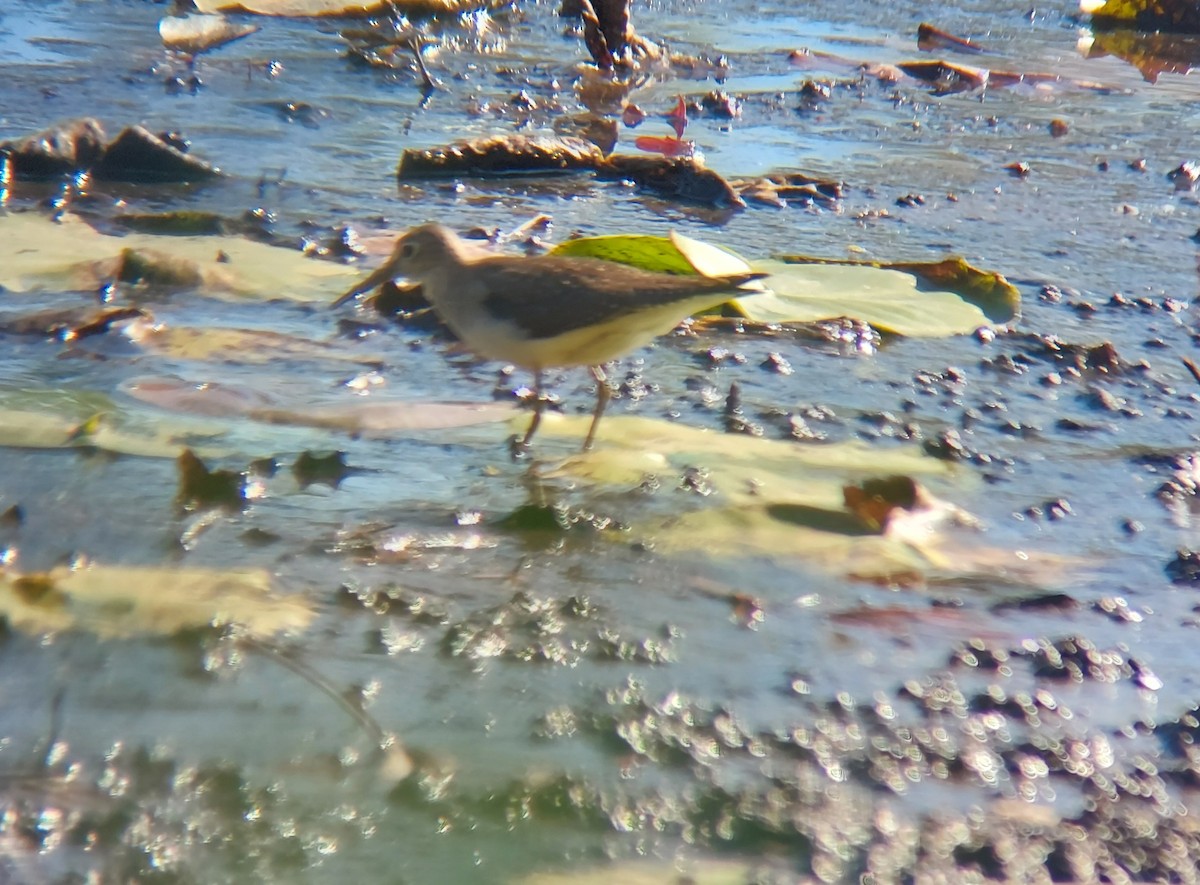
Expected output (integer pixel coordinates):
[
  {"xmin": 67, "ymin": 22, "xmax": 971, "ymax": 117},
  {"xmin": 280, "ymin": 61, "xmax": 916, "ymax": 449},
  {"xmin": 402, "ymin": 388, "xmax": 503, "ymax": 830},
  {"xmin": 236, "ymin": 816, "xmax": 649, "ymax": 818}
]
[
  {"xmin": 249, "ymin": 400, "xmax": 515, "ymax": 434},
  {"xmin": 0, "ymin": 212, "xmax": 359, "ymax": 302},
  {"xmin": 552, "ymin": 231, "xmax": 1017, "ymax": 336},
  {"xmin": 550, "ymin": 234, "xmax": 708, "ymax": 276},
  {"xmin": 917, "ymin": 22, "xmax": 987, "ymax": 55},
  {"xmin": 896, "ymin": 59, "xmax": 989, "ymax": 93},
  {"xmin": 194, "ymin": 0, "xmax": 500, "ymax": 15},
  {"xmin": 177, "ymin": 449, "xmax": 247, "ymax": 511},
  {"xmin": 1082, "ymin": 0, "xmax": 1200, "ymax": 33},
  {"xmin": 125, "ymin": 321, "xmax": 384, "ymax": 366},
  {"xmin": 0, "ymin": 388, "xmax": 225, "ymax": 458},
  {"xmin": 530, "ymin": 414, "xmax": 1056, "ymax": 584},
  {"xmin": 1, "ymin": 304, "xmax": 141, "ymax": 340},
  {"xmin": 787, "ymin": 47, "xmax": 1112, "ymax": 94},
  {"xmin": 729, "ymin": 171, "xmax": 843, "ymax": 208},
  {"xmin": 0, "ymin": 564, "xmax": 311, "ymax": 639},
  {"xmin": 292, "ymin": 450, "xmax": 351, "ymax": 488},
  {"xmin": 159, "ymin": 13, "xmax": 259, "ymax": 54},
  {"xmin": 534, "ymin": 414, "xmax": 958, "ymax": 579},
  {"xmin": 0, "ymin": 409, "xmax": 85, "ymax": 450},
  {"xmin": 667, "ymin": 230, "xmax": 764, "ymax": 279},
  {"xmin": 1078, "ymin": 28, "xmax": 1200, "ymax": 81},
  {"xmin": 124, "ymin": 375, "xmax": 515, "ymax": 434},
  {"xmin": 123, "ymin": 377, "xmax": 275, "ymax": 418},
  {"xmin": 736, "ymin": 257, "xmax": 1018, "ymax": 336}
]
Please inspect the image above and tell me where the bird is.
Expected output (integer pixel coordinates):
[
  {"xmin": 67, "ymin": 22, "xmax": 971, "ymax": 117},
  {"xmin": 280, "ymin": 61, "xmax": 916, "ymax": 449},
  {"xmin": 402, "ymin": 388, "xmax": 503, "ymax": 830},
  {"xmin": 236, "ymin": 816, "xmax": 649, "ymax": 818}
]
[{"xmin": 334, "ymin": 223, "xmax": 765, "ymax": 451}]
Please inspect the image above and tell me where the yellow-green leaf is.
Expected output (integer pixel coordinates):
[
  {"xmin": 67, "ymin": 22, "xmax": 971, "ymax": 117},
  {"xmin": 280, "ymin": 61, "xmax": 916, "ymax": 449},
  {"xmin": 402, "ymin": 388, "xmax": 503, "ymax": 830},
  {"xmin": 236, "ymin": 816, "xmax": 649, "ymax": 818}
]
[
  {"xmin": 0, "ymin": 212, "xmax": 359, "ymax": 302},
  {"xmin": 0, "ymin": 564, "xmax": 312, "ymax": 639},
  {"xmin": 1081, "ymin": 0, "xmax": 1200, "ymax": 33},
  {"xmin": 529, "ymin": 413, "xmax": 968, "ymax": 581},
  {"xmin": 549, "ymin": 234, "xmax": 704, "ymax": 276},
  {"xmin": 0, "ymin": 388, "xmax": 225, "ymax": 458},
  {"xmin": 126, "ymin": 321, "xmax": 384, "ymax": 366}
]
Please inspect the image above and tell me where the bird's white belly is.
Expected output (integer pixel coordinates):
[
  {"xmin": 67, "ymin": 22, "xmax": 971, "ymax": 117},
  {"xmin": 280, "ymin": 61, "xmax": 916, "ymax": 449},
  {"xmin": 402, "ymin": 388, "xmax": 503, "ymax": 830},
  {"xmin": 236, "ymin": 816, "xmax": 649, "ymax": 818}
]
[{"xmin": 454, "ymin": 304, "xmax": 703, "ymax": 370}]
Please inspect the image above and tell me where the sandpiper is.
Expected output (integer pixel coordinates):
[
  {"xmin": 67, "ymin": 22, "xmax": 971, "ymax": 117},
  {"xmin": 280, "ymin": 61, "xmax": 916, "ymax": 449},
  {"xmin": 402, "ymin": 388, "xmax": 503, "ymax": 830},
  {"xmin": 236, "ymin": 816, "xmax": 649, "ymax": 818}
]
[{"xmin": 336, "ymin": 223, "xmax": 764, "ymax": 450}]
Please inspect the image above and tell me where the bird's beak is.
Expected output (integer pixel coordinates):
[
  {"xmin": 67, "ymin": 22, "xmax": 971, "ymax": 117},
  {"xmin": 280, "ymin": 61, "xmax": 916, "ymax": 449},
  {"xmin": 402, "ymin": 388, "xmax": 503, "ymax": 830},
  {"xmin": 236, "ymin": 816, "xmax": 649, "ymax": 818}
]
[{"xmin": 331, "ymin": 254, "xmax": 403, "ymax": 309}]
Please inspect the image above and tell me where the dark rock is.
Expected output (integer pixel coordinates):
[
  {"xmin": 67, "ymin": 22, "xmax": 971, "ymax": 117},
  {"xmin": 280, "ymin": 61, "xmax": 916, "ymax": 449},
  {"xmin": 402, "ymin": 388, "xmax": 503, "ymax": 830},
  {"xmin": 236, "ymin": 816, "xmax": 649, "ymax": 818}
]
[
  {"xmin": 0, "ymin": 117, "xmax": 107, "ymax": 178},
  {"xmin": 599, "ymin": 154, "xmax": 744, "ymax": 208},
  {"xmin": 398, "ymin": 134, "xmax": 605, "ymax": 178},
  {"xmin": 93, "ymin": 125, "xmax": 220, "ymax": 182},
  {"xmin": 1166, "ymin": 549, "xmax": 1200, "ymax": 585}
]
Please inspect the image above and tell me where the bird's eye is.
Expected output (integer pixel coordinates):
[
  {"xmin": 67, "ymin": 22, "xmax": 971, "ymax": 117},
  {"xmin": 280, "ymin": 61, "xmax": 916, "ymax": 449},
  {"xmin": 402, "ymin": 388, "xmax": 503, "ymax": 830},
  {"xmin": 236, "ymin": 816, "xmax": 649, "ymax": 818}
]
[{"xmin": 399, "ymin": 242, "xmax": 417, "ymax": 259}]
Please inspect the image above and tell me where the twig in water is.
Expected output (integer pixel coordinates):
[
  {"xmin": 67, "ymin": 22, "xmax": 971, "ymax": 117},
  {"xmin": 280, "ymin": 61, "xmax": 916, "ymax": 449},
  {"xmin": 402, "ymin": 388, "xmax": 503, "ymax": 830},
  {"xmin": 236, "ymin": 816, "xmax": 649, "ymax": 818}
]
[
  {"xmin": 1182, "ymin": 356, "xmax": 1200, "ymax": 387},
  {"xmin": 240, "ymin": 635, "xmax": 392, "ymax": 750}
]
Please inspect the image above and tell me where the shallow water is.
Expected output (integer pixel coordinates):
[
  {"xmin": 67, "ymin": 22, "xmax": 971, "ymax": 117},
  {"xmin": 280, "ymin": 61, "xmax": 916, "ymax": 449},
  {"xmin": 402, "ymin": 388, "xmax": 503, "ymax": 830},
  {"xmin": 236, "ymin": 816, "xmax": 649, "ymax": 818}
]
[{"xmin": 2, "ymin": 0, "xmax": 1200, "ymax": 882}]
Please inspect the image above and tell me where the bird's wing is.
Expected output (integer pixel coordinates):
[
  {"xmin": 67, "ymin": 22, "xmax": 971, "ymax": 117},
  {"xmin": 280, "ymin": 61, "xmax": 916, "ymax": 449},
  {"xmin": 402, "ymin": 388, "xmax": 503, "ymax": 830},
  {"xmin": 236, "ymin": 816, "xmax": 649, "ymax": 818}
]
[{"xmin": 478, "ymin": 256, "xmax": 760, "ymax": 341}]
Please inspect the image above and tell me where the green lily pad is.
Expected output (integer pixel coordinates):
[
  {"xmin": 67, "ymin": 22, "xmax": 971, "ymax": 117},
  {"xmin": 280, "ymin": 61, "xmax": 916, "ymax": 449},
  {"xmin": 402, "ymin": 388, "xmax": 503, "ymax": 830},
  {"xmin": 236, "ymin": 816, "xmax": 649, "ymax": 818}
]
[
  {"xmin": 549, "ymin": 233, "xmax": 710, "ymax": 276},
  {"xmin": 551, "ymin": 231, "xmax": 1018, "ymax": 337}
]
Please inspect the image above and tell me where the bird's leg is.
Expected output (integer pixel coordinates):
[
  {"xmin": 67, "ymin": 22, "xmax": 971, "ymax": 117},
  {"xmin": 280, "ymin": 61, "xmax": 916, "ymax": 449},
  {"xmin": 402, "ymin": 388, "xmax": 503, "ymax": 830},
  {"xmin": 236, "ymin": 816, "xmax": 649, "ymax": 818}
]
[
  {"xmin": 518, "ymin": 369, "xmax": 546, "ymax": 450},
  {"xmin": 582, "ymin": 365, "xmax": 611, "ymax": 451}
]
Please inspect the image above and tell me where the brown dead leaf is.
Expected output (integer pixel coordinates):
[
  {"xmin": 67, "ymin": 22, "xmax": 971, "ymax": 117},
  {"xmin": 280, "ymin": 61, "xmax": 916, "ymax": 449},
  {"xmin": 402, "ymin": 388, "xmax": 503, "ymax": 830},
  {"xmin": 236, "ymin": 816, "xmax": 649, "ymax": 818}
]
[
  {"xmin": 0, "ymin": 306, "xmax": 147, "ymax": 340},
  {"xmin": 897, "ymin": 59, "xmax": 989, "ymax": 93},
  {"xmin": 177, "ymin": 449, "xmax": 246, "ymax": 511},
  {"xmin": 916, "ymin": 22, "xmax": 987, "ymax": 55},
  {"xmin": 843, "ymin": 476, "xmax": 923, "ymax": 532},
  {"xmin": 730, "ymin": 172, "xmax": 842, "ymax": 209},
  {"xmin": 397, "ymin": 134, "xmax": 605, "ymax": 178}
]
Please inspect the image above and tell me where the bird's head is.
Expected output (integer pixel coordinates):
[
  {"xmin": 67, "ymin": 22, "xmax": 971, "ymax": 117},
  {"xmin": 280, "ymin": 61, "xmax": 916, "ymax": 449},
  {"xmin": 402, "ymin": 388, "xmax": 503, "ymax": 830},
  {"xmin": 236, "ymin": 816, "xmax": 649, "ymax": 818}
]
[
  {"xmin": 387, "ymin": 223, "xmax": 463, "ymax": 279},
  {"xmin": 333, "ymin": 222, "xmax": 477, "ymax": 308}
]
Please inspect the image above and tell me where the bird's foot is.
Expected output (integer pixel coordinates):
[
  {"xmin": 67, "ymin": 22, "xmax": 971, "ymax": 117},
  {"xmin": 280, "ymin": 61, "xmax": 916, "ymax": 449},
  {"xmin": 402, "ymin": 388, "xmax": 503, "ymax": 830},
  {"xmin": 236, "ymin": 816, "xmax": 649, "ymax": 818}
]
[{"xmin": 508, "ymin": 434, "xmax": 534, "ymax": 461}]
